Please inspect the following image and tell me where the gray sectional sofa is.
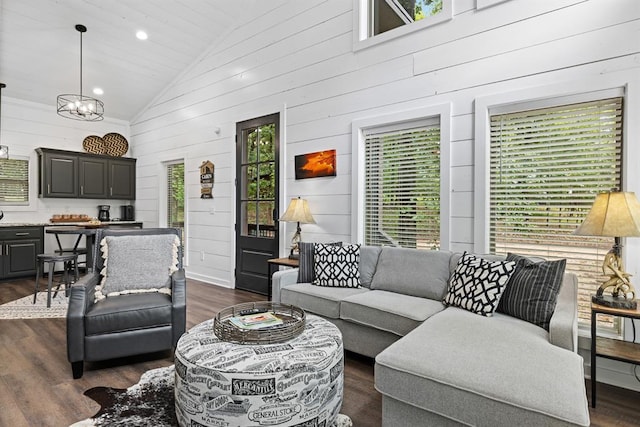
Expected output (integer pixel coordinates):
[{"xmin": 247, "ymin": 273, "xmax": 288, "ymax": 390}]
[{"xmin": 272, "ymin": 245, "xmax": 590, "ymax": 426}]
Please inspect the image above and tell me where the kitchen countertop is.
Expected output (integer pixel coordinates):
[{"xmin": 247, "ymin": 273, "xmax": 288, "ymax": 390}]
[{"xmin": 0, "ymin": 221, "xmax": 142, "ymax": 227}]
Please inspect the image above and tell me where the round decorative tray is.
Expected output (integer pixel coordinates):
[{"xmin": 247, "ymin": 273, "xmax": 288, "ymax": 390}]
[
  {"xmin": 103, "ymin": 132, "xmax": 129, "ymax": 156},
  {"xmin": 82, "ymin": 135, "xmax": 105, "ymax": 154},
  {"xmin": 213, "ymin": 302, "xmax": 306, "ymax": 345}
]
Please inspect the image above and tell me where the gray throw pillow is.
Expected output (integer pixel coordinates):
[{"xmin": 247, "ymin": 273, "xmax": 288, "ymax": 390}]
[
  {"xmin": 497, "ymin": 253, "xmax": 566, "ymax": 331},
  {"xmin": 443, "ymin": 252, "xmax": 516, "ymax": 317},
  {"xmin": 95, "ymin": 234, "xmax": 180, "ymax": 302},
  {"xmin": 297, "ymin": 241, "xmax": 341, "ymax": 283}
]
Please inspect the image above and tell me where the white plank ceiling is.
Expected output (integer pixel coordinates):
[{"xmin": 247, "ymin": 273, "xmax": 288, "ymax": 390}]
[{"xmin": 0, "ymin": 0, "xmax": 280, "ymax": 121}]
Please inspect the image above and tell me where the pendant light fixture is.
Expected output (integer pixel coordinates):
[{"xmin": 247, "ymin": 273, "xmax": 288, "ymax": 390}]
[{"xmin": 56, "ymin": 25, "xmax": 104, "ymax": 121}]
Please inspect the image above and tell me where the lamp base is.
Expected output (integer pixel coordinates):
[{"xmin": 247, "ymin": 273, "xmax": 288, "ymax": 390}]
[{"xmin": 592, "ymin": 294, "xmax": 637, "ymax": 310}]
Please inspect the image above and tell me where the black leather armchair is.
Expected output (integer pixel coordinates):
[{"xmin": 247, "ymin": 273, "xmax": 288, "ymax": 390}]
[{"xmin": 67, "ymin": 227, "xmax": 186, "ymax": 379}]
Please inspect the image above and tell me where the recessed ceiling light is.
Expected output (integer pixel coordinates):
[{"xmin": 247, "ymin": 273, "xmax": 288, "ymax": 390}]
[
  {"xmin": 136, "ymin": 30, "xmax": 148, "ymax": 40},
  {"xmin": 93, "ymin": 87, "xmax": 104, "ymax": 95}
]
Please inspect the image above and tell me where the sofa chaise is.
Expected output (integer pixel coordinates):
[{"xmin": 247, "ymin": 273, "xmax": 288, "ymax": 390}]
[{"xmin": 272, "ymin": 244, "xmax": 590, "ymax": 426}]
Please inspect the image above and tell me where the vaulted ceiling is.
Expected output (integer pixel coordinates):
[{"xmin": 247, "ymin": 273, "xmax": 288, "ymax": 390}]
[{"xmin": 0, "ymin": 0, "xmax": 277, "ymax": 121}]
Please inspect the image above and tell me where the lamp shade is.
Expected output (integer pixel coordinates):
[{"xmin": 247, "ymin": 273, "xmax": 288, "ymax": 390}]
[
  {"xmin": 280, "ymin": 198, "xmax": 316, "ymax": 224},
  {"xmin": 574, "ymin": 191, "xmax": 640, "ymax": 237}
]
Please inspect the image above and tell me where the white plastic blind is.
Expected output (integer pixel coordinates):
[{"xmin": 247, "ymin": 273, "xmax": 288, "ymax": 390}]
[
  {"xmin": 0, "ymin": 158, "xmax": 29, "ymax": 204},
  {"xmin": 364, "ymin": 119, "xmax": 440, "ymax": 249},
  {"xmin": 489, "ymin": 97, "xmax": 623, "ymax": 327}
]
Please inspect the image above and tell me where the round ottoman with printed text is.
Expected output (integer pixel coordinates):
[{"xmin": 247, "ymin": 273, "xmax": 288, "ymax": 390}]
[{"xmin": 174, "ymin": 313, "xmax": 344, "ymax": 427}]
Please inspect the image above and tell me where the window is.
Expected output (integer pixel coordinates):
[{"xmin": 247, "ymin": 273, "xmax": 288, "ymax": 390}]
[
  {"xmin": 363, "ymin": 118, "xmax": 441, "ymax": 249},
  {"xmin": 355, "ymin": 0, "xmax": 452, "ymax": 48},
  {"xmin": 489, "ymin": 97, "xmax": 623, "ymax": 330},
  {"xmin": 0, "ymin": 158, "xmax": 29, "ymax": 205},
  {"xmin": 167, "ymin": 162, "xmax": 185, "ymax": 229}
]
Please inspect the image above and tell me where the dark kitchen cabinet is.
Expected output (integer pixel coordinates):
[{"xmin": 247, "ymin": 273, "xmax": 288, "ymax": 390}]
[
  {"xmin": 79, "ymin": 157, "xmax": 108, "ymax": 199},
  {"xmin": 37, "ymin": 148, "xmax": 136, "ymax": 200},
  {"xmin": 109, "ymin": 159, "xmax": 136, "ymax": 200},
  {"xmin": 0, "ymin": 227, "xmax": 44, "ymax": 280},
  {"xmin": 39, "ymin": 150, "xmax": 78, "ymax": 197}
]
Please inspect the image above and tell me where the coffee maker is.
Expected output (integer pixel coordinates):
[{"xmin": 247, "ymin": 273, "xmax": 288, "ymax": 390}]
[{"xmin": 98, "ymin": 205, "xmax": 110, "ymax": 222}]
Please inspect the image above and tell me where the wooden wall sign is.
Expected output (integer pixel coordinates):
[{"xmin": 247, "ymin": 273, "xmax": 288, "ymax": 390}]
[
  {"xmin": 294, "ymin": 149, "xmax": 337, "ymax": 180},
  {"xmin": 200, "ymin": 160, "xmax": 214, "ymax": 199}
]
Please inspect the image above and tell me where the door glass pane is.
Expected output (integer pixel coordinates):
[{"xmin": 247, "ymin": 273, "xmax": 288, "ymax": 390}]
[
  {"xmin": 258, "ymin": 163, "xmax": 275, "ymax": 200},
  {"xmin": 243, "ymin": 165, "xmax": 258, "ymax": 199},
  {"xmin": 258, "ymin": 124, "xmax": 275, "ymax": 161},
  {"xmin": 257, "ymin": 201, "xmax": 275, "ymax": 238},
  {"xmin": 244, "ymin": 128, "xmax": 258, "ymax": 163},
  {"xmin": 241, "ymin": 201, "xmax": 258, "ymax": 237}
]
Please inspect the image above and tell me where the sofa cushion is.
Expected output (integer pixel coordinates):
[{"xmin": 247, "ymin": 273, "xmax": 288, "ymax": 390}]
[
  {"xmin": 443, "ymin": 253, "xmax": 516, "ymax": 316},
  {"xmin": 340, "ymin": 290, "xmax": 445, "ymax": 336},
  {"xmin": 375, "ymin": 307, "xmax": 590, "ymax": 426},
  {"xmin": 313, "ymin": 243, "xmax": 360, "ymax": 288},
  {"xmin": 95, "ymin": 234, "xmax": 180, "ymax": 302},
  {"xmin": 370, "ymin": 248, "xmax": 452, "ymax": 300},
  {"xmin": 85, "ymin": 292, "xmax": 173, "ymax": 336},
  {"xmin": 498, "ymin": 253, "xmax": 567, "ymax": 331},
  {"xmin": 297, "ymin": 241, "xmax": 341, "ymax": 283},
  {"xmin": 359, "ymin": 246, "xmax": 382, "ymax": 288},
  {"xmin": 280, "ymin": 283, "xmax": 369, "ymax": 319}
]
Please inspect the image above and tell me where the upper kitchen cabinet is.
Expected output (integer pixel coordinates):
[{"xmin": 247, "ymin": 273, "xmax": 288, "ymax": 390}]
[
  {"xmin": 108, "ymin": 158, "xmax": 136, "ymax": 200},
  {"xmin": 37, "ymin": 148, "xmax": 136, "ymax": 200}
]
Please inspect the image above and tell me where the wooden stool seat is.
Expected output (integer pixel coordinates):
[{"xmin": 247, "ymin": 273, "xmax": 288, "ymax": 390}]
[{"xmin": 33, "ymin": 253, "xmax": 79, "ymax": 308}]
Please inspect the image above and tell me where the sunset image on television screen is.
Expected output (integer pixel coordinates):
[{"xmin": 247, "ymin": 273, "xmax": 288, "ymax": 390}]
[{"xmin": 295, "ymin": 150, "xmax": 336, "ymax": 179}]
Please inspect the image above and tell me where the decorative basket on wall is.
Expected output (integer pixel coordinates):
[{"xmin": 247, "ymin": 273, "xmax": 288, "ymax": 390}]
[{"xmin": 82, "ymin": 132, "xmax": 129, "ymax": 156}]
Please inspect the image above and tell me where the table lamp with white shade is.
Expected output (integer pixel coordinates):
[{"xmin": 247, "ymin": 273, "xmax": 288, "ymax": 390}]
[
  {"xmin": 573, "ymin": 190, "xmax": 640, "ymax": 309},
  {"xmin": 280, "ymin": 197, "xmax": 316, "ymax": 259}
]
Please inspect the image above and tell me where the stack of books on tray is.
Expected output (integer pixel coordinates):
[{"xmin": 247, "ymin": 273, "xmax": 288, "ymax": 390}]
[{"xmin": 228, "ymin": 312, "xmax": 283, "ymax": 330}]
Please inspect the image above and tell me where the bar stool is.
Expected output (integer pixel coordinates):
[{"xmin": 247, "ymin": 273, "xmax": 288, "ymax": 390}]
[{"xmin": 33, "ymin": 253, "xmax": 79, "ymax": 308}]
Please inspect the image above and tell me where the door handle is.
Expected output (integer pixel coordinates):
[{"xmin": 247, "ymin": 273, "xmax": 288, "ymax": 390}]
[
  {"xmin": 272, "ymin": 209, "xmax": 278, "ymax": 222},
  {"xmin": 15, "ymin": 232, "xmax": 29, "ymax": 236}
]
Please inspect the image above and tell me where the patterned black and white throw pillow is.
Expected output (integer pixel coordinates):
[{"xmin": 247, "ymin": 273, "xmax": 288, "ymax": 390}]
[
  {"xmin": 297, "ymin": 241, "xmax": 342, "ymax": 283},
  {"xmin": 313, "ymin": 243, "xmax": 361, "ymax": 288},
  {"xmin": 443, "ymin": 252, "xmax": 516, "ymax": 316}
]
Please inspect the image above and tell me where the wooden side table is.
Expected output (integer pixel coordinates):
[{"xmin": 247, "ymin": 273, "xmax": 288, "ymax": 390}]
[
  {"xmin": 590, "ymin": 301, "xmax": 640, "ymax": 407},
  {"xmin": 267, "ymin": 257, "xmax": 299, "ymax": 300}
]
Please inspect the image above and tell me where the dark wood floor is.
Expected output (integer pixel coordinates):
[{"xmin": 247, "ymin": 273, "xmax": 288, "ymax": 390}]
[{"xmin": 0, "ymin": 277, "xmax": 639, "ymax": 427}]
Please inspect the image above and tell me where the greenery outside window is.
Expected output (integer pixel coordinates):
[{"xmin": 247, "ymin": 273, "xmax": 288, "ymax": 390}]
[
  {"xmin": 167, "ymin": 162, "xmax": 185, "ymax": 253},
  {"xmin": 363, "ymin": 118, "xmax": 441, "ymax": 249},
  {"xmin": 0, "ymin": 158, "xmax": 29, "ymax": 205},
  {"xmin": 489, "ymin": 97, "xmax": 623, "ymax": 331}
]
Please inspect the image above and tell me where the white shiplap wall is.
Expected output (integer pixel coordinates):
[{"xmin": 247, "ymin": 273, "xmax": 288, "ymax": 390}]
[
  {"xmin": 131, "ymin": 0, "xmax": 640, "ymax": 288},
  {"xmin": 0, "ymin": 97, "xmax": 131, "ymax": 251}
]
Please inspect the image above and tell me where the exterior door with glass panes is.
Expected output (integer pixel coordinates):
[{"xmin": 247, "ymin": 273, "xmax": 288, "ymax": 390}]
[{"xmin": 235, "ymin": 113, "xmax": 279, "ymax": 295}]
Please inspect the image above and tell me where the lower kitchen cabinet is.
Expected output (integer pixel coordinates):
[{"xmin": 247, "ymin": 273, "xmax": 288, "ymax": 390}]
[{"xmin": 0, "ymin": 227, "xmax": 44, "ymax": 280}]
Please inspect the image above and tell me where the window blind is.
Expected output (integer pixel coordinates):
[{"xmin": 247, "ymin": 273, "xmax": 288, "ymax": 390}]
[
  {"xmin": 0, "ymin": 158, "xmax": 29, "ymax": 204},
  {"xmin": 489, "ymin": 97, "xmax": 623, "ymax": 328},
  {"xmin": 364, "ymin": 119, "xmax": 440, "ymax": 250}
]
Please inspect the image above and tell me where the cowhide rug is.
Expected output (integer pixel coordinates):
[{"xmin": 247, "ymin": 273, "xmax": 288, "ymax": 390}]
[{"xmin": 70, "ymin": 365, "xmax": 353, "ymax": 427}]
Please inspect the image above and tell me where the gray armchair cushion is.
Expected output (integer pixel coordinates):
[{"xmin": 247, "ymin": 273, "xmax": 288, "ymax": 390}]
[{"xmin": 85, "ymin": 293, "xmax": 172, "ymax": 335}]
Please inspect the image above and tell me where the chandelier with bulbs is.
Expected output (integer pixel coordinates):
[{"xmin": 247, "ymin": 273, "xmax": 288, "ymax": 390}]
[{"xmin": 56, "ymin": 25, "xmax": 104, "ymax": 121}]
